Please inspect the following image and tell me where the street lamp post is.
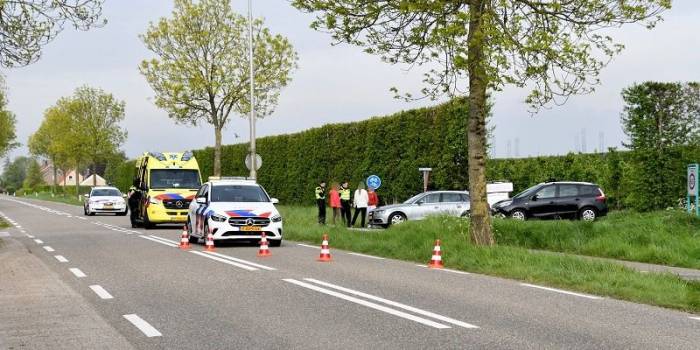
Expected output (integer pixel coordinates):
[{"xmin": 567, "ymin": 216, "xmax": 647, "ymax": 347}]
[{"xmin": 248, "ymin": 0, "xmax": 257, "ymax": 180}]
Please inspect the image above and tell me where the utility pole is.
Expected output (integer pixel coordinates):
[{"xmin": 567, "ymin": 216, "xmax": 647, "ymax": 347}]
[{"xmin": 248, "ymin": 0, "xmax": 257, "ymax": 179}]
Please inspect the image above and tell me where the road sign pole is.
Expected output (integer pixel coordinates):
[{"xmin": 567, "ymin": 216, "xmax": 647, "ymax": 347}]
[{"xmin": 689, "ymin": 164, "xmax": 699, "ymax": 217}]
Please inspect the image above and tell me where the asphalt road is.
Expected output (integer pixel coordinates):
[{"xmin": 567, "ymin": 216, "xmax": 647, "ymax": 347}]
[{"xmin": 1, "ymin": 195, "xmax": 699, "ymax": 349}]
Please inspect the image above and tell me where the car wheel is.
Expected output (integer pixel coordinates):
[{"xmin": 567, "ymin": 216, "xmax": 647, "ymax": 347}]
[
  {"xmin": 510, "ymin": 209, "xmax": 526, "ymax": 220},
  {"xmin": 460, "ymin": 210, "xmax": 470, "ymax": 218},
  {"xmin": 389, "ymin": 212, "xmax": 406, "ymax": 226},
  {"xmin": 143, "ymin": 213, "xmax": 154, "ymax": 229},
  {"xmin": 270, "ymin": 239, "xmax": 282, "ymax": 247},
  {"xmin": 579, "ymin": 207, "xmax": 597, "ymax": 221}
]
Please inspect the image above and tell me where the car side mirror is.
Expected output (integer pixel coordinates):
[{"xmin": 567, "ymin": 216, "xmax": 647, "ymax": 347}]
[
  {"xmin": 84, "ymin": 194, "xmax": 90, "ymax": 198},
  {"xmin": 271, "ymin": 198, "xmax": 279, "ymax": 204},
  {"xmin": 122, "ymin": 194, "xmax": 127, "ymax": 198},
  {"xmin": 196, "ymin": 197, "xmax": 207, "ymax": 204},
  {"xmin": 530, "ymin": 195, "xmax": 538, "ymax": 201}
]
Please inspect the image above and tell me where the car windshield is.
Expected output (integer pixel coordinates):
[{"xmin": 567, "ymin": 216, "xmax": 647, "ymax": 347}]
[
  {"xmin": 150, "ymin": 169, "xmax": 201, "ymax": 189},
  {"xmin": 513, "ymin": 184, "xmax": 542, "ymax": 199},
  {"xmin": 403, "ymin": 193, "xmax": 425, "ymax": 204},
  {"xmin": 210, "ymin": 185, "xmax": 270, "ymax": 202},
  {"xmin": 91, "ymin": 189, "xmax": 121, "ymax": 197}
]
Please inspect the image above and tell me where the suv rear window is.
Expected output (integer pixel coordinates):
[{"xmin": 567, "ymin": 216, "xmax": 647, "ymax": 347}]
[{"xmin": 578, "ymin": 185, "xmax": 597, "ymax": 196}]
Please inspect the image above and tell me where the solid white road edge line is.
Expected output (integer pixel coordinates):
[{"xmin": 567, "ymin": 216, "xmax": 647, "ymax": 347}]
[
  {"xmin": 89, "ymin": 285, "xmax": 114, "ymax": 299},
  {"xmin": 304, "ymin": 278, "xmax": 478, "ymax": 329},
  {"xmin": 297, "ymin": 243, "xmax": 317, "ymax": 249},
  {"xmin": 204, "ymin": 251, "xmax": 276, "ymax": 271},
  {"xmin": 33, "ymin": 239, "xmax": 43, "ymax": 244},
  {"xmin": 123, "ymin": 314, "xmax": 162, "ymax": 337},
  {"xmin": 521, "ymin": 283, "xmax": 602, "ymax": 300},
  {"xmin": 139, "ymin": 235, "xmax": 179, "ymax": 247},
  {"xmin": 43, "ymin": 246, "xmax": 55, "ymax": 252},
  {"xmin": 54, "ymin": 255, "xmax": 68, "ymax": 263},
  {"xmin": 348, "ymin": 252, "xmax": 386, "ymax": 260},
  {"xmin": 283, "ymin": 279, "xmax": 450, "ymax": 329},
  {"xmin": 69, "ymin": 268, "xmax": 86, "ymax": 278},
  {"xmin": 690, "ymin": 316, "xmax": 700, "ymax": 321},
  {"xmin": 416, "ymin": 264, "xmax": 470, "ymax": 275},
  {"xmin": 190, "ymin": 251, "xmax": 258, "ymax": 271}
]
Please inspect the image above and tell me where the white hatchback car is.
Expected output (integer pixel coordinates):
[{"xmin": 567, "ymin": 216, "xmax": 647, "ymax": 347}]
[
  {"xmin": 187, "ymin": 178, "xmax": 283, "ymax": 246},
  {"xmin": 84, "ymin": 186, "xmax": 128, "ymax": 216}
]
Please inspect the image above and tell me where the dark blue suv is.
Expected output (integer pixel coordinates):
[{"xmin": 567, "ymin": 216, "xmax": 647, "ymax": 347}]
[{"xmin": 491, "ymin": 182, "xmax": 608, "ymax": 221}]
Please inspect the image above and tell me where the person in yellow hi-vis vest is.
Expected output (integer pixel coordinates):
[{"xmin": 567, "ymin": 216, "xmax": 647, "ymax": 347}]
[
  {"xmin": 315, "ymin": 181, "xmax": 327, "ymax": 225},
  {"xmin": 339, "ymin": 181, "xmax": 351, "ymax": 227}
]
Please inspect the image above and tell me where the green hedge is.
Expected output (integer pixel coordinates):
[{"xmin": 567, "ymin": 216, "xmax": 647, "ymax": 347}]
[{"xmin": 193, "ymin": 98, "xmax": 472, "ymax": 204}]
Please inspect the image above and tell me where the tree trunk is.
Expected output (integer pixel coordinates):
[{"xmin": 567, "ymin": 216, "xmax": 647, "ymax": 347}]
[
  {"xmin": 75, "ymin": 166, "xmax": 80, "ymax": 200},
  {"xmin": 466, "ymin": 0, "xmax": 494, "ymax": 246},
  {"xmin": 214, "ymin": 126, "xmax": 222, "ymax": 176},
  {"xmin": 51, "ymin": 157, "xmax": 57, "ymax": 193}
]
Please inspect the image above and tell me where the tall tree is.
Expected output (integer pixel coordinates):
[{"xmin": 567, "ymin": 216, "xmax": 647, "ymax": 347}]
[
  {"xmin": 292, "ymin": 0, "xmax": 670, "ymax": 245},
  {"xmin": 70, "ymin": 86, "xmax": 127, "ymax": 186},
  {"xmin": 140, "ymin": 0, "xmax": 298, "ymax": 176},
  {"xmin": 0, "ymin": 89, "xmax": 18, "ymax": 158},
  {"xmin": 28, "ymin": 103, "xmax": 75, "ymax": 191},
  {"xmin": 621, "ymin": 81, "xmax": 700, "ymax": 210},
  {"xmin": 0, "ymin": 0, "xmax": 105, "ymax": 68},
  {"xmin": 23, "ymin": 158, "xmax": 45, "ymax": 192}
]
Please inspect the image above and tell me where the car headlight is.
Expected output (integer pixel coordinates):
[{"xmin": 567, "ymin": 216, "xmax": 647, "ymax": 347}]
[
  {"xmin": 149, "ymin": 197, "xmax": 161, "ymax": 205},
  {"xmin": 271, "ymin": 215, "xmax": 282, "ymax": 222},
  {"xmin": 498, "ymin": 200, "xmax": 512, "ymax": 208},
  {"xmin": 210, "ymin": 213, "xmax": 227, "ymax": 222}
]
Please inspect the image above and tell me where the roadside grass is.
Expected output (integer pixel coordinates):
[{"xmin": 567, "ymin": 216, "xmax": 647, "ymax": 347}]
[
  {"xmin": 17, "ymin": 192, "xmax": 83, "ymax": 206},
  {"xmin": 0, "ymin": 217, "xmax": 8, "ymax": 228},
  {"xmin": 279, "ymin": 206, "xmax": 700, "ymax": 313},
  {"xmin": 493, "ymin": 210, "xmax": 700, "ymax": 269}
]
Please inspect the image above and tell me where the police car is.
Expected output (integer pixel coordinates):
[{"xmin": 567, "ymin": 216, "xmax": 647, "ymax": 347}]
[{"xmin": 187, "ymin": 177, "xmax": 283, "ymax": 246}]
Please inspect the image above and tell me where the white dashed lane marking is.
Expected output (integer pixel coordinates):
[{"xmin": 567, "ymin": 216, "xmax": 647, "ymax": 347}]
[
  {"xmin": 521, "ymin": 283, "xmax": 602, "ymax": 300},
  {"xmin": 54, "ymin": 255, "xmax": 68, "ymax": 263},
  {"xmin": 123, "ymin": 314, "xmax": 162, "ymax": 337},
  {"xmin": 43, "ymin": 246, "xmax": 55, "ymax": 252},
  {"xmin": 69, "ymin": 268, "xmax": 87, "ymax": 278},
  {"xmin": 33, "ymin": 239, "xmax": 44, "ymax": 244},
  {"xmin": 690, "ymin": 317, "xmax": 700, "ymax": 321},
  {"xmin": 89, "ymin": 285, "xmax": 114, "ymax": 300}
]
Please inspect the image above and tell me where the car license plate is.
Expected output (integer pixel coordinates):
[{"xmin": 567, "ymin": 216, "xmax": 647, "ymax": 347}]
[
  {"xmin": 241, "ymin": 226, "xmax": 261, "ymax": 232},
  {"xmin": 104, "ymin": 203, "xmax": 113, "ymax": 208}
]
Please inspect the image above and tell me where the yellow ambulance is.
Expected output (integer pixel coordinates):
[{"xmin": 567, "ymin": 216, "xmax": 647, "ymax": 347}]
[{"xmin": 130, "ymin": 151, "xmax": 202, "ymax": 228}]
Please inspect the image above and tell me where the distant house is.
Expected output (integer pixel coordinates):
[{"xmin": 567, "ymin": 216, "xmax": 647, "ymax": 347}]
[
  {"xmin": 80, "ymin": 174, "xmax": 107, "ymax": 187},
  {"xmin": 38, "ymin": 160, "xmax": 68, "ymax": 186},
  {"xmin": 59, "ymin": 170, "xmax": 85, "ymax": 187}
]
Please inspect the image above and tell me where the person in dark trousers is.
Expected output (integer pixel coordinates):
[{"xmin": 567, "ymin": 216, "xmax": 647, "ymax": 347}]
[
  {"xmin": 339, "ymin": 181, "xmax": 352, "ymax": 227},
  {"xmin": 351, "ymin": 182, "xmax": 368, "ymax": 227},
  {"xmin": 127, "ymin": 185, "xmax": 140, "ymax": 228},
  {"xmin": 315, "ymin": 181, "xmax": 327, "ymax": 225}
]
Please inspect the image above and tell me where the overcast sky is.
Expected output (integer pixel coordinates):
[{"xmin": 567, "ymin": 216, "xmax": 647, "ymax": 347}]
[{"xmin": 4, "ymin": 1, "xmax": 700, "ymax": 165}]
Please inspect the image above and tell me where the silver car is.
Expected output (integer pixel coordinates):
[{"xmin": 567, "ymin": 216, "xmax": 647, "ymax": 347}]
[{"xmin": 369, "ymin": 191, "xmax": 470, "ymax": 227}]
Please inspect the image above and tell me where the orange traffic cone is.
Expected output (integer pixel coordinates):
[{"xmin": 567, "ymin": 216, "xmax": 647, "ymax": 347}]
[
  {"xmin": 317, "ymin": 234, "xmax": 332, "ymax": 262},
  {"xmin": 204, "ymin": 228, "xmax": 216, "ymax": 252},
  {"xmin": 427, "ymin": 239, "xmax": 443, "ymax": 269},
  {"xmin": 257, "ymin": 233, "xmax": 272, "ymax": 257},
  {"xmin": 179, "ymin": 225, "xmax": 190, "ymax": 250}
]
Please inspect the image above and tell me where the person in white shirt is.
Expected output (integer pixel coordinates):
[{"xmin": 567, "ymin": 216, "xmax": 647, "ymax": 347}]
[{"xmin": 351, "ymin": 182, "xmax": 369, "ymax": 227}]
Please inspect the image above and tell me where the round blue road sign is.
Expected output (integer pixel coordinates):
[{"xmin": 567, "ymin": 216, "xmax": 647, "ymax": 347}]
[{"xmin": 366, "ymin": 175, "xmax": 381, "ymax": 190}]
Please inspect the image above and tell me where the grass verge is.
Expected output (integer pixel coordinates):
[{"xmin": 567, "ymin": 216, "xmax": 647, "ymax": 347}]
[
  {"xmin": 18, "ymin": 192, "xmax": 83, "ymax": 206},
  {"xmin": 279, "ymin": 206, "xmax": 700, "ymax": 313},
  {"xmin": 494, "ymin": 210, "xmax": 700, "ymax": 269}
]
